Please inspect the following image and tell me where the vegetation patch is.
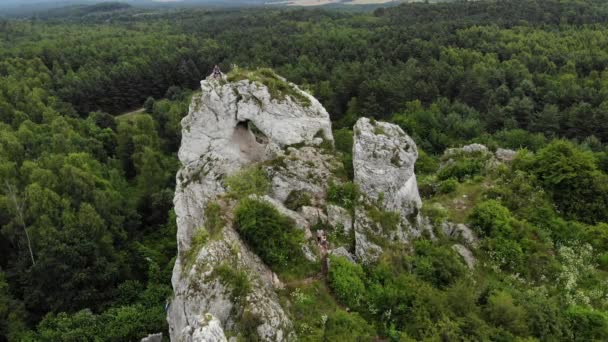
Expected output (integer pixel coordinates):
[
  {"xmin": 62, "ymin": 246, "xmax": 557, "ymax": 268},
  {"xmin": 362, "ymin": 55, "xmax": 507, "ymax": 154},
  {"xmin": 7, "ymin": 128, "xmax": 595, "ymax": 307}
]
[
  {"xmin": 227, "ymin": 67, "xmax": 311, "ymax": 107},
  {"xmin": 225, "ymin": 166, "xmax": 270, "ymax": 199},
  {"xmin": 182, "ymin": 228, "xmax": 209, "ymax": 271},
  {"xmin": 327, "ymin": 256, "xmax": 366, "ymax": 309},
  {"xmin": 204, "ymin": 202, "xmax": 226, "ymax": 237},
  {"xmin": 367, "ymin": 206, "xmax": 401, "ymax": 234},
  {"xmin": 234, "ymin": 198, "xmax": 306, "ymax": 271},
  {"xmin": 212, "ymin": 263, "xmax": 251, "ymax": 302},
  {"xmin": 284, "ymin": 190, "xmax": 312, "ymax": 211},
  {"xmin": 327, "ymin": 182, "xmax": 359, "ymax": 211}
]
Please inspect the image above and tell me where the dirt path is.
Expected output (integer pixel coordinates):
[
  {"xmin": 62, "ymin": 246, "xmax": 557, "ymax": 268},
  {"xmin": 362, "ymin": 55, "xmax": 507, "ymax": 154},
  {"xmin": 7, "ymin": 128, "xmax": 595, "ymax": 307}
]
[{"xmin": 116, "ymin": 107, "xmax": 145, "ymax": 119}]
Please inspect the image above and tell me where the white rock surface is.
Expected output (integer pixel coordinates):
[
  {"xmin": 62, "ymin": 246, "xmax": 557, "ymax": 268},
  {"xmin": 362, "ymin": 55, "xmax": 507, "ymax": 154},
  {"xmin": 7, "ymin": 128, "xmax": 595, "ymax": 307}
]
[
  {"xmin": 352, "ymin": 118, "xmax": 427, "ymax": 261},
  {"xmin": 326, "ymin": 204, "xmax": 352, "ymax": 234},
  {"xmin": 169, "ymin": 73, "xmax": 334, "ymax": 342},
  {"xmin": 495, "ymin": 148, "xmax": 516, "ymax": 162},
  {"xmin": 354, "ymin": 231, "xmax": 382, "ymax": 265},
  {"xmin": 190, "ymin": 314, "xmax": 228, "ymax": 342},
  {"xmin": 441, "ymin": 222, "xmax": 477, "ymax": 247},
  {"xmin": 353, "ymin": 118, "xmax": 421, "ymax": 213},
  {"xmin": 329, "ymin": 247, "xmax": 356, "ymax": 263},
  {"xmin": 452, "ymin": 244, "xmax": 476, "ymax": 269},
  {"xmin": 300, "ymin": 206, "xmax": 327, "ymax": 225},
  {"xmin": 140, "ymin": 333, "xmax": 162, "ymax": 342}
]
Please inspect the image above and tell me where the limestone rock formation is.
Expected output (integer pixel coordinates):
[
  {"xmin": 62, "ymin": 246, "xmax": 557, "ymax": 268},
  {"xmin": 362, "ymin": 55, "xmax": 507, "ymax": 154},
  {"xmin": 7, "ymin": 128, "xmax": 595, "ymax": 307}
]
[
  {"xmin": 353, "ymin": 118, "xmax": 421, "ymax": 213},
  {"xmin": 169, "ymin": 72, "xmax": 333, "ymax": 342},
  {"xmin": 352, "ymin": 118, "xmax": 426, "ymax": 263}
]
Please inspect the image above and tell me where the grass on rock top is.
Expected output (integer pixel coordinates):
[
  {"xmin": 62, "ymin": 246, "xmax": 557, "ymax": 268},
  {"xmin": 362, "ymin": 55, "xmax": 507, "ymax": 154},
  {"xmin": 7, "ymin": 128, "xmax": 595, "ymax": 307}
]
[{"xmin": 226, "ymin": 67, "xmax": 312, "ymax": 107}]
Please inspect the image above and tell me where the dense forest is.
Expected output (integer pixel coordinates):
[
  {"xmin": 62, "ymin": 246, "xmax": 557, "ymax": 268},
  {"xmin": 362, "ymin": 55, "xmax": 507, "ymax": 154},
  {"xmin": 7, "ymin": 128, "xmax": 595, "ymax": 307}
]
[{"xmin": 1, "ymin": 0, "xmax": 608, "ymax": 340}]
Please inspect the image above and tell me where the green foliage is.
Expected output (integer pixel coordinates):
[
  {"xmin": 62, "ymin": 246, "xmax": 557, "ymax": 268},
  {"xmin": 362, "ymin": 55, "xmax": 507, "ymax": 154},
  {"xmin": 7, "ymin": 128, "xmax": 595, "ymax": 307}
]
[
  {"xmin": 527, "ymin": 140, "xmax": 608, "ymax": 224},
  {"xmin": 437, "ymin": 178, "xmax": 458, "ymax": 194},
  {"xmin": 469, "ymin": 200, "xmax": 513, "ymax": 237},
  {"xmin": 323, "ymin": 311, "xmax": 374, "ymax": 341},
  {"xmin": 333, "ymin": 128, "xmax": 353, "ymax": 155},
  {"xmin": 183, "ymin": 228, "xmax": 209, "ymax": 270},
  {"xmin": 284, "ymin": 190, "xmax": 312, "ymax": 211},
  {"xmin": 327, "ymin": 182, "xmax": 359, "ymax": 211},
  {"xmin": 213, "ymin": 264, "xmax": 251, "ymax": 301},
  {"xmin": 437, "ymin": 152, "xmax": 489, "ymax": 181},
  {"xmin": 328, "ymin": 256, "xmax": 366, "ymax": 309},
  {"xmin": 3, "ymin": 0, "xmax": 608, "ymax": 339},
  {"xmin": 367, "ymin": 206, "xmax": 401, "ymax": 234},
  {"xmin": 415, "ymin": 149, "xmax": 439, "ymax": 175},
  {"xmin": 204, "ymin": 202, "xmax": 226, "ymax": 237},
  {"xmin": 485, "ymin": 291, "xmax": 529, "ymax": 336},
  {"xmin": 411, "ymin": 240, "xmax": 466, "ymax": 288},
  {"xmin": 234, "ymin": 198, "xmax": 305, "ymax": 271},
  {"xmin": 567, "ymin": 306, "xmax": 608, "ymax": 341},
  {"xmin": 225, "ymin": 166, "xmax": 270, "ymax": 199}
]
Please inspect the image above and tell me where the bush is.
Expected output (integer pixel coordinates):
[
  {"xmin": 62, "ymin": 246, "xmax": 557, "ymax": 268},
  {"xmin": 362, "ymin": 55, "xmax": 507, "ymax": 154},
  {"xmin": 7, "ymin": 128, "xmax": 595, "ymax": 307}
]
[
  {"xmin": 567, "ymin": 306, "xmax": 608, "ymax": 341},
  {"xmin": 213, "ymin": 264, "xmax": 250, "ymax": 301},
  {"xmin": 485, "ymin": 291, "xmax": 528, "ymax": 335},
  {"xmin": 328, "ymin": 256, "xmax": 366, "ymax": 309},
  {"xmin": 437, "ymin": 178, "xmax": 458, "ymax": 194},
  {"xmin": 234, "ymin": 198, "xmax": 305, "ymax": 270},
  {"xmin": 412, "ymin": 240, "xmax": 466, "ymax": 288},
  {"xmin": 284, "ymin": 190, "xmax": 312, "ymax": 211},
  {"xmin": 333, "ymin": 128, "xmax": 353, "ymax": 154},
  {"xmin": 324, "ymin": 311, "xmax": 375, "ymax": 341},
  {"xmin": 469, "ymin": 200, "xmax": 512, "ymax": 237},
  {"xmin": 225, "ymin": 166, "xmax": 270, "ymax": 199},
  {"xmin": 437, "ymin": 157, "xmax": 486, "ymax": 181},
  {"xmin": 327, "ymin": 182, "xmax": 359, "ymax": 211},
  {"xmin": 416, "ymin": 149, "xmax": 439, "ymax": 175}
]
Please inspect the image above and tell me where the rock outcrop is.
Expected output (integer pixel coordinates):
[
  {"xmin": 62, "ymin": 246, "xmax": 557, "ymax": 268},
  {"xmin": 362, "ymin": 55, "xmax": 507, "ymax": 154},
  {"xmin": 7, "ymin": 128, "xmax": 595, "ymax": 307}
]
[
  {"xmin": 353, "ymin": 118, "xmax": 421, "ymax": 213},
  {"xmin": 352, "ymin": 118, "xmax": 426, "ymax": 263},
  {"xmin": 169, "ymin": 70, "xmax": 455, "ymax": 341},
  {"xmin": 169, "ymin": 71, "xmax": 333, "ymax": 342}
]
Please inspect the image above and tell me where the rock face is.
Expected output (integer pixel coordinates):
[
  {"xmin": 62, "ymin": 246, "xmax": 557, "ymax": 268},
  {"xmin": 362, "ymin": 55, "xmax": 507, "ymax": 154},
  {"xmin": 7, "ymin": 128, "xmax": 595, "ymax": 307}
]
[
  {"xmin": 169, "ymin": 72, "xmax": 333, "ymax": 341},
  {"xmin": 352, "ymin": 118, "xmax": 425, "ymax": 263},
  {"xmin": 353, "ymin": 118, "xmax": 421, "ymax": 213}
]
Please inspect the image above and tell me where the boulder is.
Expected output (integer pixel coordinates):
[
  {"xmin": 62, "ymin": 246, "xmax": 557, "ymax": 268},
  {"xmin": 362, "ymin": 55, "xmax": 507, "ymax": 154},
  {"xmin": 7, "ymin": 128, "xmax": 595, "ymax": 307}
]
[
  {"xmin": 495, "ymin": 148, "xmax": 517, "ymax": 162},
  {"xmin": 452, "ymin": 244, "xmax": 476, "ymax": 269}
]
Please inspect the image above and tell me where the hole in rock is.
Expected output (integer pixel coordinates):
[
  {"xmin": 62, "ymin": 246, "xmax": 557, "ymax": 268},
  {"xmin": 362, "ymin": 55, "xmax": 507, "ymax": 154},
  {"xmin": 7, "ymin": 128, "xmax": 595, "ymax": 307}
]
[{"xmin": 232, "ymin": 120, "xmax": 266, "ymax": 162}]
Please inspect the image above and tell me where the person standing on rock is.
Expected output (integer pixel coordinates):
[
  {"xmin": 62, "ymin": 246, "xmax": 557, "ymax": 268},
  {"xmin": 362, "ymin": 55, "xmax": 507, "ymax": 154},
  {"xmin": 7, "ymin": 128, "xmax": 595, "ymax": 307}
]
[{"xmin": 212, "ymin": 65, "xmax": 222, "ymax": 79}]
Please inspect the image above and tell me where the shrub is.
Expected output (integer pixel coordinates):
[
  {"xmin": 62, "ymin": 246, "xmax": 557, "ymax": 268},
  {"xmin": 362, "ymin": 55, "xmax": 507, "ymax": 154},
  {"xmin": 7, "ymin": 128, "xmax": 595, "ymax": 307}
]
[
  {"xmin": 213, "ymin": 264, "xmax": 250, "ymax": 301},
  {"xmin": 412, "ymin": 240, "xmax": 466, "ymax": 288},
  {"xmin": 234, "ymin": 198, "xmax": 305, "ymax": 270},
  {"xmin": 437, "ymin": 157, "xmax": 486, "ymax": 181},
  {"xmin": 328, "ymin": 256, "xmax": 366, "ymax": 309},
  {"xmin": 284, "ymin": 190, "xmax": 312, "ymax": 211},
  {"xmin": 225, "ymin": 166, "xmax": 269, "ymax": 199},
  {"xmin": 485, "ymin": 291, "xmax": 528, "ymax": 336},
  {"xmin": 324, "ymin": 311, "xmax": 375, "ymax": 341},
  {"xmin": 567, "ymin": 306, "xmax": 608, "ymax": 341},
  {"xmin": 437, "ymin": 178, "xmax": 458, "ymax": 194},
  {"xmin": 327, "ymin": 182, "xmax": 359, "ymax": 211},
  {"xmin": 333, "ymin": 128, "xmax": 353, "ymax": 154},
  {"xmin": 416, "ymin": 149, "xmax": 439, "ymax": 175},
  {"xmin": 469, "ymin": 200, "xmax": 512, "ymax": 237}
]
